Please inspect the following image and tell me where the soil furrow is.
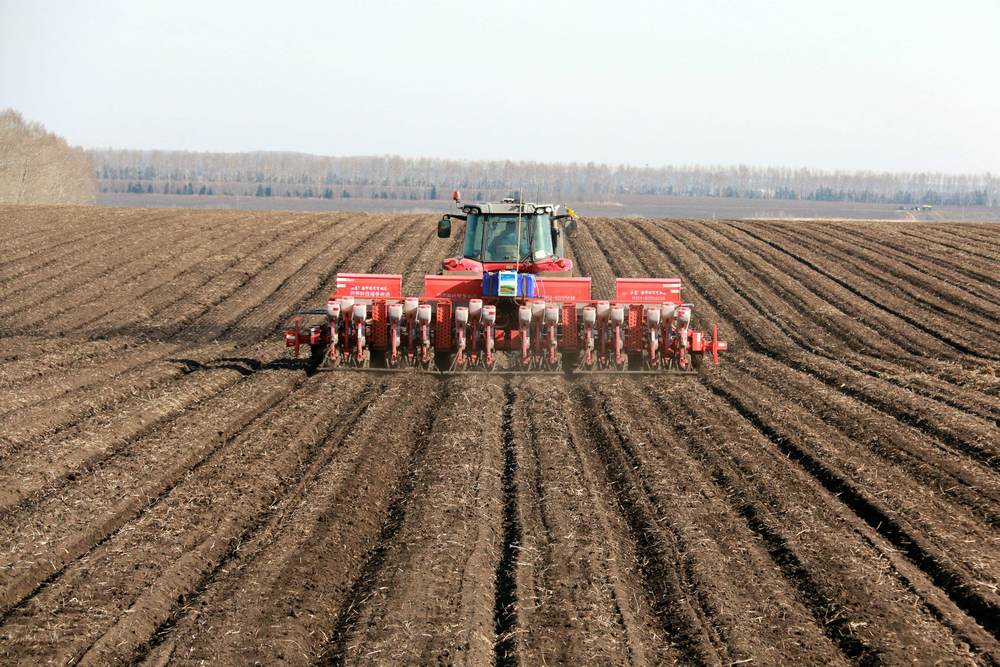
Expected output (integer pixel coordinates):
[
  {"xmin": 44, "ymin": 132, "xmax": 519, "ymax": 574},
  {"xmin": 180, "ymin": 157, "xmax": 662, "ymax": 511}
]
[
  {"xmin": 0, "ymin": 212, "xmax": 203, "ymax": 326},
  {"xmin": 728, "ymin": 221, "xmax": 998, "ymax": 360},
  {"xmin": 623, "ymin": 221, "xmax": 1000, "ymax": 467},
  {"xmin": 59, "ymin": 218, "xmax": 264, "ymax": 333},
  {"xmin": 0, "ymin": 367, "xmax": 300, "ymax": 620},
  {"xmin": 574, "ymin": 382, "xmax": 726, "ymax": 664},
  {"xmin": 0, "ymin": 337, "xmax": 137, "ymax": 395},
  {"xmin": 91, "ymin": 375, "xmax": 424, "ymax": 667},
  {"xmin": 651, "ymin": 381, "xmax": 999, "ymax": 662},
  {"xmin": 0, "ymin": 213, "xmax": 235, "ymax": 318},
  {"xmin": 97, "ymin": 214, "xmax": 358, "ymax": 342},
  {"xmin": 703, "ymin": 380, "xmax": 1000, "ymax": 646},
  {"xmin": 0, "ymin": 210, "xmax": 151, "ymax": 285},
  {"xmin": 186, "ymin": 215, "xmax": 391, "ymax": 344},
  {"xmin": 0, "ymin": 342, "xmax": 212, "ymax": 460},
  {"xmin": 0, "ymin": 353, "xmax": 247, "ymax": 512},
  {"xmin": 306, "ymin": 379, "xmax": 445, "ymax": 667},
  {"xmin": 2, "ymin": 206, "xmax": 997, "ymax": 666},
  {"xmin": 0, "ymin": 373, "xmax": 375, "ymax": 665},
  {"xmin": 83, "ymin": 215, "xmax": 321, "ymax": 336},
  {"xmin": 815, "ymin": 223, "xmax": 1000, "ymax": 307},
  {"xmin": 759, "ymin": 222, "xmax": 1000, "ymax": 335},
  {"xmin": 329, "ymin": 377, "xmax": 506, "ymax": 666},
  {"xmin": 688, "ymin": 220, "xmax": 1000, "ymax": 415},
  {"xmin": 493, "ymin": 382, "xmax": 521, "ymax": 667}
]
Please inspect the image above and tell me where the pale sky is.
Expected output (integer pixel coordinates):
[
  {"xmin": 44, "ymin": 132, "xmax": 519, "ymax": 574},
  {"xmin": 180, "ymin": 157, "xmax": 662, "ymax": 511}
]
[{"xmin": 2, "ymin": 0, "xmax": 998, "ymax": 173}]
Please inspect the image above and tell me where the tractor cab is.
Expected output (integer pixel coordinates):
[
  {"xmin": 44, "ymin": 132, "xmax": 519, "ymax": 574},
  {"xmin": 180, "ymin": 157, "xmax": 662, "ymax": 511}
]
[{"xmin": 437, "ymin": 195, "xmax": 577, "ymax": 277}]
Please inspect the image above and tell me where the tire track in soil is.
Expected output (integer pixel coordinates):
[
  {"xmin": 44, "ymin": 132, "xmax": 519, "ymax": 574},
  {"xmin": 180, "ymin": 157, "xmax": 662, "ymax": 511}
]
[{"xmin": 322, "ymin": 377, "xmax": 506, "ymax": 666}]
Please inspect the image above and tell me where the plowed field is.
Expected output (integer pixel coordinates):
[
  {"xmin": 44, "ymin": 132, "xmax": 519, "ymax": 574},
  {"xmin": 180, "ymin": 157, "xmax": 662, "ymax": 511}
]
[{"xmin": 1, "ymin": 204, "xmax": 998, "ymax": 666}]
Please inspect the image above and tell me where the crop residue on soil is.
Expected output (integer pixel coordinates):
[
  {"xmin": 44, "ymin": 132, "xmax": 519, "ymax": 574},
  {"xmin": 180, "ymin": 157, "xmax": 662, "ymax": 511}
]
[{"xmin": 0, "ymin": 205, "xmax": 998, "ymax": 665}]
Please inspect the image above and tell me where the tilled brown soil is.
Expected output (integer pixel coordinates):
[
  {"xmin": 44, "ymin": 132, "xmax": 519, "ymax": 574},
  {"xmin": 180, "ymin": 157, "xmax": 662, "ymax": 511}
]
[{"xmin": 0, "ymin": 204, "xmax": 998, "ymax": 666}]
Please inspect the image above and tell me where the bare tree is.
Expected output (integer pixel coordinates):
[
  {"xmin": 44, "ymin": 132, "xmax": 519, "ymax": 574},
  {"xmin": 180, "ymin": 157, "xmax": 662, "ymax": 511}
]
[{"xmin": 0, "ymin": 110, "xmax": 96, "ymax": 205}]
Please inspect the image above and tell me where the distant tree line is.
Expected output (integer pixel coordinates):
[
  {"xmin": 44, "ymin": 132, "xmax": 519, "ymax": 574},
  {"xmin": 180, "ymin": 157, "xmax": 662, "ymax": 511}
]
[
  {"xmin": 89, "ymin": 149, "xmax": 999, "ymax": 207},
  {"xmin": 0, "ymin": 110, "xmax": 96, "ymax": 205}
]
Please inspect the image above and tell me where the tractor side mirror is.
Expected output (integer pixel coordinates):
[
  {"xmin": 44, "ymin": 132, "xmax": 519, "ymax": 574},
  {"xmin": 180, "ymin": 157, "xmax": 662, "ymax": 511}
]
[
  {"xmin": 437, "ymin": 216, "xmax": 452, "ymax": 238},
  {"xmin": 564, "ymin": 218, "xmax": 577, "ymax": 235}
]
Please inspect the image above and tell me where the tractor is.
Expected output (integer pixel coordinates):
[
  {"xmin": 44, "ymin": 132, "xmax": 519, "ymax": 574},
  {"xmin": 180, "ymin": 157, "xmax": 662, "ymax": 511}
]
[{"xmin": 285, "ymin": 192, "xmax": 726, "ymax": 372}]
